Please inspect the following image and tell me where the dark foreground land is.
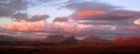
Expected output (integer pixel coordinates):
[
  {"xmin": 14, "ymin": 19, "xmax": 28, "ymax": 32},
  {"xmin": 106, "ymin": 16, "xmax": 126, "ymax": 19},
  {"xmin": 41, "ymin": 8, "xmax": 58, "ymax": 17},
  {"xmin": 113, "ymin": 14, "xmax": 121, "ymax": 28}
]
[{"xmin": 0, "ymin": 44, "xmax": 140, "ymax": 54}]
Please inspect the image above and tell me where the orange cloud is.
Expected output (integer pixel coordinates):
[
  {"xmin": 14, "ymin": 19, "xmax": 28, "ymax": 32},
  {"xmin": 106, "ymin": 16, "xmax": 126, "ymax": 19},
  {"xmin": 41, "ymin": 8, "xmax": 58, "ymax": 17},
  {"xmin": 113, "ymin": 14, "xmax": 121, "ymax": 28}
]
[
  {"xmin": 4, "ymin": 18, "xmax": 115, "ymax": 35},
  {"xmin": 4, "ymin": 19, "xmax": 94, "ymax": 34},
  {"xmin": 75, "ymin": 10, "xmax": 106, "ymax": 17},
  {"xmin": 5, "ymin": 20, "xmax": 46, "ymax": 32},
  {"xmin": 53, "ymin": 20, "xmax": 93, "ymax": 34},
  {"xmin": 134, "ymin": 19, "xmax": 140, "ymax": 25}
]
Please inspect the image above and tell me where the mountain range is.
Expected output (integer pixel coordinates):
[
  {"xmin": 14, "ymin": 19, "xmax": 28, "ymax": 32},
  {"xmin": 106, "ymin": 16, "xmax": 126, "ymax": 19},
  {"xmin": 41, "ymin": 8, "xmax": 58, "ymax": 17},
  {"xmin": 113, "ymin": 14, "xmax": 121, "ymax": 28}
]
[
  {"xmin": 45, "ymin": 35, "xmax": 77, "ymax": 45},
  {"xmin": 113, "ymin": 36, "xmax": 140, "ymax": 45},
  {"xmin": 0, "ymin": 34, "xmax": 140, "ymax": 46}
]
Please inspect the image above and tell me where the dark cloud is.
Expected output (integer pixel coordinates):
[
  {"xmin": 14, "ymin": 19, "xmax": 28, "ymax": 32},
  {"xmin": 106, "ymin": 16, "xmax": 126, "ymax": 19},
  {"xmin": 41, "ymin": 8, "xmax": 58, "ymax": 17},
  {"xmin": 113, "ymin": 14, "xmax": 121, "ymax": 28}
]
[
  {"xmin": 70, "ymin": 9, "xmax": 140, "ymax": 20},
  {"xmin": 0, "ymin": 0, "xmax": 58, "ymax": 17},
  {"xmin": 0, "ymin": 7, "xmax": 14, "ymax": 17},
  {"xmin": 12, "ymin": 12, "xmax": 28, "ymax": 21},
  {"xmin": 27, "ymin": 14, "xmax": 50, "ymax": 22},
  {"xmin": 0, "ymin": 0, "xmax": 29, "ymax": 17},
  {"xmin": 60, "ymin": 1, "xmax": 120, "ymax": 11},
  {"xmin": 79, "ymin": 17, "xmax": 138, "ymax": 26},
  {"xmin": 116, "ymin": 25, "xmax": 140, "ymax": 33},
  {"xmin": 53, "ymin": 16, "xmax": 68, "ymax": 22},
  {"xmin": 12, "ymin": 12, "xmax": 50, "ymax": 22}
]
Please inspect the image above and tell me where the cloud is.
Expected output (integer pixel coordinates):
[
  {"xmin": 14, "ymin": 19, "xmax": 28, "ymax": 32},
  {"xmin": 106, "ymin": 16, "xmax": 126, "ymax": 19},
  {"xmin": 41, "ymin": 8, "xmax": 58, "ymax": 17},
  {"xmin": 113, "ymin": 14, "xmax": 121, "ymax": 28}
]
[
  {"xmin": 12, "ymin": 12, "xmax": 28, "ymax": 21},
  {"xmin": 2, "ymin": 0, "xmax": 140, "ymax": 39},
  {"xmin": 12, "ymin": 12, "xmax": 50, "ymax": 22},
  {"xmin": 116, "ymin": 25, "xmax": 140, "ymax": 33},
  {"xmin": 72, "ymin": 10, "xmax": 106, "ymax": 17},
  {"xmin": 53, "ymin": 20, "xmax": 93, "ymax": 34},
  {"xmin": 27, "ymin": 14, "xmax": 50, "ymax": 22},
  {"xmin": 79, "ymin": 17, "xmax": 137, "ymax": 26},
  {"xmin": 50, "ymin": 20, "xmax": 115, "ymax": 36},
  {"xmin": 120, "ymin": 18, "xmax": 140, "ymax": 32},
  {"xmin": 0, "ymin": 26, "xmax": 3, "ymax": 30},
  {"xmin": 0, "ymin": 0, "xmax": 29, "ymax": 17},
  {"xmin": 5, "ymin": 20, "xmax": 46, "ymax": 32},
  {"xmin": 4, "ymin": 18, "xmax": 140, "ymax": 39},
  {"xmin": 0, "ymin": 7, "xmax": 14, "ymax": 17},
  {"xmin": 0, "ymin": 0, "xmax": 59, "ymax": 17},
  {"xmin": 53, "ymin": 16, "xmax": 68, "ymax": 22},
  {"xmin": 70, "ymin": 9, "xmax": 140, "ymax": 20},
  {"xmin": 4, "ymin": 19, "xmax": 95, "ymax": 35},
  {"xmin": 134, "ymin": 18, "xmax": 140, "ymax": 25},
  {"xmin": 60, "ymin": 0, "xmax": 118, "ymax": 11},
  {"xmin": 60, "ymin": 0, "xmax": 140, "ymax": 34},
  {"xmin": 59, "ymin": 0, "xmax": 140, "ymax": 20}
]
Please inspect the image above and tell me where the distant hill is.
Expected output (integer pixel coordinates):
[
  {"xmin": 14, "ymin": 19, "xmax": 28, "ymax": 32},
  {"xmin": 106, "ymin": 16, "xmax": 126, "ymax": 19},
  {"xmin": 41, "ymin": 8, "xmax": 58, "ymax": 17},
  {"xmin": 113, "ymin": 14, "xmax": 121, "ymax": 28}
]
[
  {"xmin": 113, "ymin": 36, "xmax": 140, "ymax": 45},
  {"xmin": 80, "ymin": 35, "xmax": 111, "ymax": 44},
  {"xmin": 0, "ymin": 35, "xmax": 18, "ymax": 41},
  {"xmin": 0, "ymin": 35, "xmax": 55, "ymax": 46},
  {"xmin": 1, "ymin": 34, "xmax": 140, "ymax": 46},
  {"xmin": 113, "ymin": 36, "xmax": 124, "ymax": 43}
]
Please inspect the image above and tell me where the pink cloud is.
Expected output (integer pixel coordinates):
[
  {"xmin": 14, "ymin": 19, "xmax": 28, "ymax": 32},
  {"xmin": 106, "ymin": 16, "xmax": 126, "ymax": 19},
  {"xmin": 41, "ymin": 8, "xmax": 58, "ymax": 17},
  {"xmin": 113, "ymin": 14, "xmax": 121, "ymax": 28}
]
[
  {"xmin": 4, "ymin": 19, "xmax": 96, "ymax": 34},
  {"xmin": 53, "ymin": 20, "xmax": 93, "ymax": 34},
  {"xmin": 5, "ymin": 20, "xmax": 46, "ymax": 32},
  {"xmin": 0, "ymin": 26, "xmax": 2, "ymax": 29},
  {"xmin": 53, "ymin": 16, "xmax": 68, "ymax": 22},
  {"xmin": 114, "ymin": 13, "xmax": 135, "ymax": 17},
  {"xmin": 70, "ymin": 9, "xmax": 138, "ymax": 20},
  {"xmin": 4, "ymin": 18, "xmax": 116, "ymax": 36},
  {"xmin": 74, "ymin": 10, "xmax": 106, "ymax": 17},
  {"xmin": 134, "ymin": 18, "xmax": 140, "ymax": 25}
]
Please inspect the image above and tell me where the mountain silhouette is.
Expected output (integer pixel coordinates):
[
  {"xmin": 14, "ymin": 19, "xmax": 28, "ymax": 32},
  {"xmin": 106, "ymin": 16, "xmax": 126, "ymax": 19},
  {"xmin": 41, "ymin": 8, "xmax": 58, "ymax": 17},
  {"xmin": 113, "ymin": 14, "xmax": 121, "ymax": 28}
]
[
  {"xmin": 45, "ymin": 35, "xmax": 77, "ymax": 45},
  {"xmin": 0, "ymin": 35, "xmax": 18, "ymax": 41},
  {"xmin": 113, "ymin": 36, "xmax": 124, "ymax": 43},
  {"xmin": 81, "ymin": 35, "xmax": 111, "ymax": 44}
]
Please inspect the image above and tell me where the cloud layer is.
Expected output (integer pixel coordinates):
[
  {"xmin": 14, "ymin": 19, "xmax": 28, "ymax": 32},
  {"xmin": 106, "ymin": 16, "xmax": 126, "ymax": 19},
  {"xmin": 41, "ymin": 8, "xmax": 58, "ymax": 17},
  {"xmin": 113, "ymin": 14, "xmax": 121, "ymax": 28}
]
[
  {"xmin": 5, "ymin": 20, "xmax": 46, "ymax": 32},
  {"xmin": 12, "ymin": 12, "xmax": 50, "ymax": 22},
  {"xmin": 0, "ymin": 0, "xmax": 60, "ymax": 17},
  {"xmin": 1, "ymin": 0, "xmax": 140, "ymax": 40},
  {"xmin": 53, "ymin": 16, "xmax": 68, "ymax": 22}
]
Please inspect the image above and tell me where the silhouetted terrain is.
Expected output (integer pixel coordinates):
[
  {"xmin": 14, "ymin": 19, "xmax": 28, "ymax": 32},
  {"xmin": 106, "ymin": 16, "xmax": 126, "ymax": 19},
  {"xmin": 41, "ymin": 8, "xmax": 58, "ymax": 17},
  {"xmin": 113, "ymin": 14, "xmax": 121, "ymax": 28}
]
[
  {"xmin": 80, "ymin": 35, "xmax": 111, "ymax": 44},
  {"xmin": 45, "ymin": 35, "xmax": 77, "ymax": 45},
  {"xmin": 0, "ymin": 35, "xmax": 19, "ymax": 41},
  {"xmin": 0, "ymin": 44, "xmax": 140, "ymax": 54},
  {"xmin": 113, "ymin": 36, "xmax": 140, "ymax": 45},
  {"xmin": 0, "ymin": 35, "xmax": 140, "ymax": 54}
]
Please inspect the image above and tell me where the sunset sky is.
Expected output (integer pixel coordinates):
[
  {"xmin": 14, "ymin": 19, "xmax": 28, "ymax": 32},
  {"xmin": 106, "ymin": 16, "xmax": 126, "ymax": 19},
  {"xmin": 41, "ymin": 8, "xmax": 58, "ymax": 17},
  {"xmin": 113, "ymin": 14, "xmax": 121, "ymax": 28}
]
[{"xmin": 0, "ymin": 0, "xmax": 140, "ymax": 40}]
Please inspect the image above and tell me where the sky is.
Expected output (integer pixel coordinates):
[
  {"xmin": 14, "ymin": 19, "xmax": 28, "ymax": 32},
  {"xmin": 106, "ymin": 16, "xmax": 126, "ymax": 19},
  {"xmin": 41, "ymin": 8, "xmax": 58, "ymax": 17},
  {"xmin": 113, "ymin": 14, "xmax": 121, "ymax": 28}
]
[{"xmin": 0, "ymin": 0, "xmax": 140, "ymax": 40}]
